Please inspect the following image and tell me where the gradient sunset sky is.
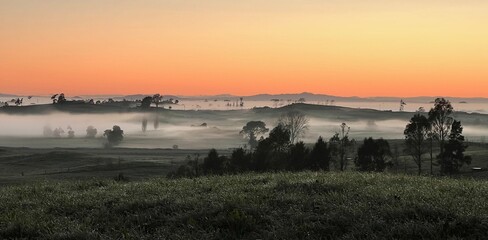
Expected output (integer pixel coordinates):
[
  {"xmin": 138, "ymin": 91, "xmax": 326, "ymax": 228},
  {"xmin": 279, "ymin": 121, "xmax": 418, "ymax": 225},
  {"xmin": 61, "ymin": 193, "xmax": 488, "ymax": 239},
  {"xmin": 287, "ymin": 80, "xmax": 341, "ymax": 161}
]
[{"xmin": 1, "ymin": 1, "xmax": 487, "ymax": 97}]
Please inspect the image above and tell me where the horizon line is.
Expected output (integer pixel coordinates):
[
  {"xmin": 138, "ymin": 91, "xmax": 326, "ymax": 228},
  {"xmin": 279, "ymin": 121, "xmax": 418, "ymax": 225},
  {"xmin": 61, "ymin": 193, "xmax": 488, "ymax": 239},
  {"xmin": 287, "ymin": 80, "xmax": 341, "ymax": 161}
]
[{"xmin": 2, "ymin": 91, "xmax": 488, "ymax": 100}]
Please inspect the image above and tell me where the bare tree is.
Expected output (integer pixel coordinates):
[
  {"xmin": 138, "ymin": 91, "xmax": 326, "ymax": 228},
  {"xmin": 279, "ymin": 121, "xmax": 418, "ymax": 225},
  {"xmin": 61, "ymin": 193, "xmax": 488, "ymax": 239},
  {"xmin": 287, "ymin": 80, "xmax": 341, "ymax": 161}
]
[
  {"xmin": 330, "ymin": 123, "xmax": 353, "ymax": 171},
  {"xmin": 278, "ymin": 111, "xmax": 309, "ymax": 144}
]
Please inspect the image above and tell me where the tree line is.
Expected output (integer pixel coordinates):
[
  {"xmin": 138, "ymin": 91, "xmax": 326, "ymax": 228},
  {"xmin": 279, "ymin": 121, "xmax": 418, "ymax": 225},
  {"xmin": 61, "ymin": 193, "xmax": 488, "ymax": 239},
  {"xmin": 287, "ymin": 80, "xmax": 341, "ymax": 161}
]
[{"xmin": 169, "ymin": 98, "xmax": 471, "ymax": 178}]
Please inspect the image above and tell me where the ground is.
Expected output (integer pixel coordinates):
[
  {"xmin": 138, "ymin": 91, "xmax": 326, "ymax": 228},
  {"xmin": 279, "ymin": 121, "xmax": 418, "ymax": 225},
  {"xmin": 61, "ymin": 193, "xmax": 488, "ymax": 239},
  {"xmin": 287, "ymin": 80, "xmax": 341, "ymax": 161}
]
[
  {"xmin": 1, "ymin": 171, "xmax": 488, "ymax": 239},
  {"xmin": 0, "ymin": 147, "xmax": 231, "ymax": 185},
  {"xmin": 1, "ymin": 141, "xmax": 488, "ymax": 186}
]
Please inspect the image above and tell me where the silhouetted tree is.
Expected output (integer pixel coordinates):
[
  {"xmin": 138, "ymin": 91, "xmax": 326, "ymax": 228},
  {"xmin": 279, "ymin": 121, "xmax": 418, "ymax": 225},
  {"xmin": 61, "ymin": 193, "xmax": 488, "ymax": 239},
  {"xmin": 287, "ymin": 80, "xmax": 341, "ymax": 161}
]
[
  {"xmin": 330, "ymin": 123, "xmax": 354, "ymax": 171},
  {"xmin": 428, "ymin": 98, "xmax": 453, "ymax": 168},
  {"xmin": 14, "ymin": 98, "xmax": 23, "ymax": 106},
  {"xmin": 278, "ymin": 111, "xmax": 309, "ymax": 144},
  {"xmin": 53, "ymin": 128, "xmax": 64, "ymax": 138},
  {"xmin": 308, "ymin": 137, "xmax": 330, "ymax": 171},
  {"xmin": 438, "ymin": 120, "xmax": 471, "ymax": 175},
  {"xmin": 253, "ymin": 137, "xmax": 273, "ymax": 171},
  {"xmin": 104, "ymin": 125, "xmax": 124, "ymax": 146},
  {"xmin": 203, "ymin": 149, "xmax": 228, "ymax": 175},
  {"xmin": 230, "ymin": 148, "xmax": 252, "ymax": 172},
  {"xmin": 355, "ymin": 138, "xmax": 391, "ymax": 172},
  {"xmin": 141, "ymin": 96, "xmax": 153, "ymax": 108},
  {"xmin": 142, "ymin": 118, "xmax": 148, "ymax": 132},
  {"xmin": 399, "ymin": 99, "xmax": 406, "ymax": 112},
  {"xmin": 404, "ymin": 114, "xmax": 430, "ymax": 175},
  {"xmin": 51, "ymin": 93, "xmax": 66, "ymax": 104},
  {"xmin": 239, "ymin": 121, "xmax": 269, "ymax": 150},
  {"xmin": 67, "ymin": 126, "xmax": 75, "ymax": 138},
  {"xmin": 268, "ymin": 123, "xmax": 291, "ymax": 152},
  {"xmin": 391, "ymin": 143, "xmax": 401, "ymax": 173},
  {"xmin": 57, "ymin": 94, "xmax": 66, "ymax": 104},
  {"xmin": 428, "ymin": 130, "xmax": 435, "ymax": 175},
  {"xmin": 152, "ymin": 94, "xmax": 163, "ymax": 108},
  {"xmin": 253, "ymin": 124, "xmax": 291, "ymax": 171},
  {"xmin": 86, "ymin": 126, "xmax": 98, "ymax": 138},
  {"xmin": 289, "ymin": 141, "xmax": 309, "ymax": 171},
  {"xmin": 154, "ymin": 115, "xmax": 160, "ymax": 130}
]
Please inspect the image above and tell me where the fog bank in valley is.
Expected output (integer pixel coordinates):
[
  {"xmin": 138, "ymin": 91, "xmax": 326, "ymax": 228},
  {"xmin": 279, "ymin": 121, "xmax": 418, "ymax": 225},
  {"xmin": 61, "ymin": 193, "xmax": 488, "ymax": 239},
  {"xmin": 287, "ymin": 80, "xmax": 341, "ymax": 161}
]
[{"xmin": 0, "ymin": 108, "xmax": 487, "ymax": 149}]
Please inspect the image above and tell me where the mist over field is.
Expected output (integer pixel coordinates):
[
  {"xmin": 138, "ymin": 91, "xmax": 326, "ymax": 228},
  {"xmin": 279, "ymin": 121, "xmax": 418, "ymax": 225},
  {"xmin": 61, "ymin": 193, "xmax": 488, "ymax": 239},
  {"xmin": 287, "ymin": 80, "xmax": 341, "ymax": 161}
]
[{"xmin": 1, "ymin": 104, "xmax": 487, "ymax": 149}]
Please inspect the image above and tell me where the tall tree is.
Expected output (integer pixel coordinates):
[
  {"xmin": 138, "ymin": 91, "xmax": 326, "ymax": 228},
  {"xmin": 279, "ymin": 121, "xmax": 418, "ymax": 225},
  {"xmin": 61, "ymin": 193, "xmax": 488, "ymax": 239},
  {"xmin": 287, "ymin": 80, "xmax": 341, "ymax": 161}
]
[
  {"xmin": 278, "ymin": 111, "xmax": 309, "ymax": 144},
  {"xmin": 142, "ymin": 118, "xmax": 148, "ymax": 132},
  {"xmin": 404, "ymin": 114, "xmax": 430, "ymax": 175},
  {"xmin": 438, "ymin": 120, "xmax": 471, "ymax": 175},
  {"xmin": 154, "ymin": 115, "xmax": 160, "ymax": 130},
  {"xmin": 309, "ymin": 137, "xmax": 330, "ymax": 171},
  {"xmin": 289, "ymin": 141, "xmax": 309, "ymax": 171},
  {"xmin": 203, "ymin": 149, "xmax": 228, "ymax": 175},
  {"xmin": 253, "ymin": 124, "xmax": 291, "ymax": 171},
  {"xmin": 428, "ymin": 98, "xmax": 453, "ymax": 166},
  {"xmin": 239, "ymin": 121, "xmax": 269, "ymax": 150}
]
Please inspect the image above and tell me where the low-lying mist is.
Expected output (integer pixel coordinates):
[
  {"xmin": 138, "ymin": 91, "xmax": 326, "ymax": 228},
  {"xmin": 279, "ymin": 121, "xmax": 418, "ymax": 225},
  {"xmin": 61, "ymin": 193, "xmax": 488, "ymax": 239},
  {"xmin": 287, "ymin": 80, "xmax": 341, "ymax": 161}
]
[{"xmin": 0, "ymin": 111, "xmax": 486, "ymax": 149}]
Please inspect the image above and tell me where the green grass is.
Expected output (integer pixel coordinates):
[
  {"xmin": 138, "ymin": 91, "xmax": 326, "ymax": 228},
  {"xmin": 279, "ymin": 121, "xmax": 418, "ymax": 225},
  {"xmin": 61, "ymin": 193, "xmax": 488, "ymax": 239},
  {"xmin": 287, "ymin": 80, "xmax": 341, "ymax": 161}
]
[{"xmin": 2, "ymin": 172, "xmax": 488, "ymax": 239}]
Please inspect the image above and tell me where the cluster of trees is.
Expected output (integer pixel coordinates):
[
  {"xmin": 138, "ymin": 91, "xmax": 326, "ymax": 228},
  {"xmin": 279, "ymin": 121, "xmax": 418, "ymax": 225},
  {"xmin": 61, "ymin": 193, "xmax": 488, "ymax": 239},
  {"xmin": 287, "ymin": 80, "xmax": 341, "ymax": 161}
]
[
  {"xmin": 103, "ymin": 125, "xmax": 124, "ymax": 147},
  {"xmin": 141, "ymin": 94, "xmax": 179, "ymax": 109},
  {"xmin": 170, "ymin": 98, "xmax": 471, "ymax": 178},
  {"xmin": 51, "ymin": 93, "xmax": 67, "ymax": 104},
  {"xmin": 404, "ymin": 98, "xmax": 471, "ymax": 175},
  {"xmin": 1, "ymin": 98, "xmax": 21, "ymax": 107},
  {"xmin": 169, "ymin": 113, "xmax": 355, "ymax": 178},
  {"xmin": 42, "ymin": 126, "xmax": 75, "ymax": 138},
  {"xmin": 40, "ymin": 124, "xmax": 124, "ymax": 147},
  {"xmin": 43, "ymin": 126, "xmax": 98, "ymax": 139}
]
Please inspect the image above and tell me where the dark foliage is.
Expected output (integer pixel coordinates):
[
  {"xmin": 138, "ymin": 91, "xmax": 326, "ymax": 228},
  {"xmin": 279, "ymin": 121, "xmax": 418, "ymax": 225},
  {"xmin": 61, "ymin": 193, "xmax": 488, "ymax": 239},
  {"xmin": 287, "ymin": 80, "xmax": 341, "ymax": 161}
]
[
  {"xmin": 239, "ymin": 121, "xmax": 269, "ymax": 150},
  {"xmin": 355, "ymin": 138, "xmax": 392, "ymax": 172},
  {"xmin": 141, "ymin": 96, "xmax": 153, "ymax": 109},
  {"xmin": 404, "ymin": 114, "xmax": 430, "ymax": 175},
  {"xmin": 288, "ymin": 141, "xmax": 309, "ymax": 171},
  {"xmin": 202, "ymin": 149, "xmax": 229, "ymax": 175},
  {"xmin": 230, "ymin": 148, "xmax": 252, "ymax": 173},
  {"xmin": 86, "ymin": 126, "xmax": 97, "ymax": 138},
  {"xmin": 308, "ymin": 137, "xmax": 330, "ymax": 171},
  {"xmin": 103, "ymin": 125, "xmax": 124, "ymax": 147},
  {"xmin": 438, "ymin": 120, "xmax": 471, "ymax": 175}
]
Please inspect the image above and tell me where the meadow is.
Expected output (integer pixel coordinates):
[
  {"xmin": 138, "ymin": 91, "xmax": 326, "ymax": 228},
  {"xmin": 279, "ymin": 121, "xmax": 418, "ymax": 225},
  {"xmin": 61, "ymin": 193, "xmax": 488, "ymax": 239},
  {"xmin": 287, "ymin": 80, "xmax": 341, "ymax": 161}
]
[{"xmin": 1, "ymin": 171, "xmax": 488, "ymax": 239}]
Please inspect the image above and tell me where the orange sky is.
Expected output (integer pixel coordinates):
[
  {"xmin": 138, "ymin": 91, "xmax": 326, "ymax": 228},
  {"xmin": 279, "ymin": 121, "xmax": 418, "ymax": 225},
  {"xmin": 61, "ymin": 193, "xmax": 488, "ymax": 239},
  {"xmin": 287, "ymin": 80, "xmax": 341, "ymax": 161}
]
[{"xmin": 1, "ymin": 1, "xmax": 487, "ymax": 97}]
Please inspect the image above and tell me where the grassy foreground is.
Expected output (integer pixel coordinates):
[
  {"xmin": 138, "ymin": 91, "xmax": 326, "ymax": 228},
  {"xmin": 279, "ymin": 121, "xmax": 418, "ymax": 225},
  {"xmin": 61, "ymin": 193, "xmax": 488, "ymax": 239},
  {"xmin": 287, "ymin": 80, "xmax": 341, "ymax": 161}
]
[{"xmin": 1, "ymin": 172, "xmax": 488, "ymax": 239}]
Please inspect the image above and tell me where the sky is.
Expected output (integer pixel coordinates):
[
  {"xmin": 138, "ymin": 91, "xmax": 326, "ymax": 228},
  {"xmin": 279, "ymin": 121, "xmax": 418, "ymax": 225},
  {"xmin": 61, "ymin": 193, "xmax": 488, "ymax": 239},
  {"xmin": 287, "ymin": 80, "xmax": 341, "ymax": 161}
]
[{"xmin": 1, "ymin": 0, "xmax": 487, "ymax": 97}]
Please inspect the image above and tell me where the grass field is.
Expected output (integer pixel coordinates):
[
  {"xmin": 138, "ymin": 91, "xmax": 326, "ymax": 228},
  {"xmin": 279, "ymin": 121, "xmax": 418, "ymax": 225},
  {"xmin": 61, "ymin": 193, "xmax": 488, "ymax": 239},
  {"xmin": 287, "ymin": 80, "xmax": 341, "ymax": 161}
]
[
  {"xmin": 1, "ymin": 171, "xmax": 488, "ymax": 239},
  {"xmin": 2, "ymin": 140, "xmax": 488, "ymax": 186},
  {"xmin": 0, "ymin": 147, "xmax": 232, "ymax": 186}
]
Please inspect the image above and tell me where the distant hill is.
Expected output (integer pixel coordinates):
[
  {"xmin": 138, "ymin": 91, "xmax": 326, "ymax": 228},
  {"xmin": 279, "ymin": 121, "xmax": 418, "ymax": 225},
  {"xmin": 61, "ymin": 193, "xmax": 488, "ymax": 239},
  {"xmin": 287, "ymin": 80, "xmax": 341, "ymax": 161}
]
[
  {"xmin": 2, "ymin": 92, "xmax": 488, "ymax": 103},
  {"xmin": 0, "ymin": 93, "xmax": 18, "ymax": 98}
]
